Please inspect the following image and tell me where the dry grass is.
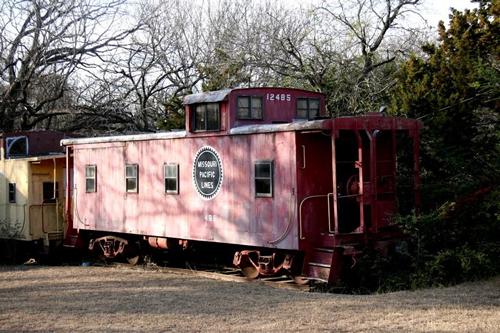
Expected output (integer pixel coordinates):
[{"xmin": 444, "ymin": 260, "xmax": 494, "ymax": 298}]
[{"xmin": 0, "ymin": 265, "xmax": 498, "ymax": 332}]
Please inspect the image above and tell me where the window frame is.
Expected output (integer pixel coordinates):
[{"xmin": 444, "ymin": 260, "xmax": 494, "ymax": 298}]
[
  {"xmin": 125, "ymin": 164, "xmax": 139, "ymax": 193},
  {"xmin": 254, "ymin": 160, "xmax": 274, "ymax": 198},
  {"xmin": 164, "ymin": 163, "xmax": 179, "ymax": 194},
  {"xmin": 237, "ymin": 96, "xmax": 263, "ymax": 120},
  {"xmin": 6, "ymin": 136, "xmax": 29, "ymax": 158},
  {"xmin": 43, "ymin": 182, "xmax": 59, "ymax": 203},
  {"xmin": 296, "ymin": 97, "xmax": 320, "ymax": 120},
  {"xmin": 85, "ymin": 165, "xmax": 97, "ymax": 193},
  {"xmin": 192, "ymin": 103, "xmax": 220, "ymax": 132},
  {"xmin": 8, "ymin": 183, "xmax": 16, "ymax": 203}
]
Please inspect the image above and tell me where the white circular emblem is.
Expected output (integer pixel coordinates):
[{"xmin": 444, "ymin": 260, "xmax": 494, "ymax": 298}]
[{"xmin": 192, "ymin": 146, "xmax": 223, "ymax": 199}]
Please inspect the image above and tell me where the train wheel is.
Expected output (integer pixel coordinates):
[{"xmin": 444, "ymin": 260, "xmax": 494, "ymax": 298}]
[
  {"xmin": 125, "ymin": 242, "xmax": 141, "ymax": 266},
  {"xmin": 126, "ymin": 255, "xmax": 140, "ymax": 266},
  {"xmin": 90, "ymin": 246, "xmax": 107, "ymax": 263},
  {"xmin": 234, "ymin": 250, "xmax": 260, "ymax": 280},
  {"xmin": 293, "ymin": 275, "xmax": 310, "ymax": 285},
  {"xmin": 241, "ymin": 264, "xmax": 259, "ymax": 280}
]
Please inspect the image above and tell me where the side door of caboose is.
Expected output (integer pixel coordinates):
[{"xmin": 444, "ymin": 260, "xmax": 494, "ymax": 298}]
[
  {"xmin": 30, "ymin": 160, "xmax": 63, "ymax": 239},
  {"xmin": 332, "ymin": 130, "xmax": 366, "ymax": 234},
  {"xmin": 296, "ymin": 131, "xmax": 334, "ymax": 248}
]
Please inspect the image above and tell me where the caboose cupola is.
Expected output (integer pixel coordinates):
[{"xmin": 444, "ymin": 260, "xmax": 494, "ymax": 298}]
[{"xmin": 183, "ymin": 87, "xmax": 326, "ymax": 134}]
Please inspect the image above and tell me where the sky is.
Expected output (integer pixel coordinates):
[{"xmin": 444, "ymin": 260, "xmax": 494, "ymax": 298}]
[{"xmin": 420, "ymin": 0, "xmax": 479, "ymax": 28}]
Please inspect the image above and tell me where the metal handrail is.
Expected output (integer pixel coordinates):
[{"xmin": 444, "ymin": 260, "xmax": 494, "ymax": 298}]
[
  {"xmin": 327, "ymin": 193, "xmax": 334, "ymax": 233},
  {"xmin": 298, "ymin": 193, "xmax": 334, "ymax": 240},
  {"xmin": 73, "ymin": 187, "xmax": 91, "ymax": 227},
  {"xmin": 267, "ymin": 192, "xmax": 296, "ymax": 245},
  {"xmin": 301, "ymin": 145, "xmax": 306, "ymax": 169},
  {"xmin": 337, "ymin": 193, "xmax": 361, "ymax": 199}
]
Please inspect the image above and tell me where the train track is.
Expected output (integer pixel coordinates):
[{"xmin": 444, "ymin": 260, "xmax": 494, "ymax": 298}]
[{"xmin": 102, "ymin": 261, "xmax": 311, "ymax": 292}]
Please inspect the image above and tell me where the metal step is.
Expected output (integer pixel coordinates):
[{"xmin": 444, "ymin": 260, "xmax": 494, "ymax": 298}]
[
  {"xmin": 307, "ymin": 246, "xmax": 353, "ymax": 284},
  {"xmin": 307, "ymin": 264, "xmax": 331, "ymax": 282},
  {"xmin": 63, "ymin": 234, "xmax": 79, "ymax": 248},
  {"xmin": 306, "ymin": 246, "xmax": 335, "ymax": 281},
  {"xmin": 308, "ymin": 247, "xmax": 335, "ymax": 265},
  {"xmin": 314, "ymin": 247, "xmax": 334, "ymax": 253},
  {"xmin": 308, "ymin": 262, "xmax": 331, "ymax": 268},
  {"xmin": 47, "ymin": 232, "xmax": 63, "ymax": 240}
]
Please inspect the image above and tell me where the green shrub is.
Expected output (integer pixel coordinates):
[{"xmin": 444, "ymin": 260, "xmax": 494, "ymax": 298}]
[{"xmin": 395, "ymin": 187, "xmax": 499, "ymax": 289}]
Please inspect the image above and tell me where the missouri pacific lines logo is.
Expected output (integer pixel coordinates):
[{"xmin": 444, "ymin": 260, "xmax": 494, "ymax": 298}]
[{"xmin": 192, "ymin": 146, "xmax": 223, "ymax": 200}]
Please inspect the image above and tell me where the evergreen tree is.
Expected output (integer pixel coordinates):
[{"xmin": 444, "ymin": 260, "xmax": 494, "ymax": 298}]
[
  {"xmin": 385, "ymin": 1, "xmax": 500, "ymax": 288},
  {"xmin": 392, "ymin": 0, "xmax": 499, "ymax": 204}
]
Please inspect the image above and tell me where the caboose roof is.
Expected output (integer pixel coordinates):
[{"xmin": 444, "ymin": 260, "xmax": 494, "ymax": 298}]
[
  {"xmin": 60, "ymin": 120, "xmax": 330, "ymax": 146},
  {"xmin": 229, "ymin": 119, "xmax": 328, "ymax": 135},
  {"xmin": 183, "ymin": 89, "xmax": 232, "ymax": 105},
  {"xmin": 182, "ymin": 87, "xmax": 324, "ymax": 105},
  {"xmin": 61, "ymin": 131, "xmax": 187, "ymax": 146},
  {"xmin": 60, "ymin": 114, "xmax": 420, "ymax": 146}
]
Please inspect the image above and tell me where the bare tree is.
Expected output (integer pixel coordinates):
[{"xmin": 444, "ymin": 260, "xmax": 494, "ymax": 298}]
[
  {"xmin": 0, "ymin": 0, "xmax": 140, "ymax": 131},
  {"xmin": 197, "ymin": 1, "xmax": 319, "ymax": 90},
  {"xmin": 199, "ymin": 0, "xmax": 260, "ymax": 90},
  {"xmin": 125, "ymin": 0, "xmax": 205, "ymax": 130},
  {"xmin": 0, "ymin": 0, "xmax": 429, "ymax": 133},
  {"xmin": 317, "ymin": 0, "xmax": 423, "ymax": 80},
  {"xmin": 309, "ymin": 0, "xmax": 426, "ymax": 114},
  {"xmin": 198, "ymin": 0, "xmax": 426, "ymax": 115},
  {"xmin": 74, "ymin": 0, "xmax": 205, "ymax": 132}
]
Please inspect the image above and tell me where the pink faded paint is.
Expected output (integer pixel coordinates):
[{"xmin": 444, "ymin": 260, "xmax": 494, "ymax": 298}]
[
  {"xmin": 72, "ymin": 132, "xmax": 299, "ymax": 250},
  {"xmin": 63, "ymin": 86, "xmax": 422, "ymax": 284}
]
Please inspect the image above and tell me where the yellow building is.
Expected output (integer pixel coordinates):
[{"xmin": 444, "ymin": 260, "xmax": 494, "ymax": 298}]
[{"xmin": 0, "ymin": 132, "xmax": 67, "ymax": 260}]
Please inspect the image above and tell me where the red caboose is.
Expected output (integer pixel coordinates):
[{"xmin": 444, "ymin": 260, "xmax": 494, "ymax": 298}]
[{"xmin": 62, "ymin": 87, "xmax": 421, "ymax": 283}]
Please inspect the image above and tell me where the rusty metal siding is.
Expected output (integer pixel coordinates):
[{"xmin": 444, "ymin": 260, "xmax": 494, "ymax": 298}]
[{"xmin": 72, "ymin": 131, "xmax": 299, "ymax": 250}]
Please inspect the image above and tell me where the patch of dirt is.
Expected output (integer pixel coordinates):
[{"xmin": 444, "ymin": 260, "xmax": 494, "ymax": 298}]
[{"xmin": 0, "ymin": 265, "xmax": 498, "ymax": 332}]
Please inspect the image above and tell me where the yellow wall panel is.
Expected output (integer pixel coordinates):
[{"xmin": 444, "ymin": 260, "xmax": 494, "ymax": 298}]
[{"xmin": 1, "ymin": 155, "xmax": 66, "ymax": 243}]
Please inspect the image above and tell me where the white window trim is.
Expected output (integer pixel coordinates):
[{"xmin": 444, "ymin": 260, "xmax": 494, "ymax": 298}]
[
  {"xmin": 85, "ymin": 165, "xmax": 97, "ymax": 193},
  {"xmin": 164, "ymin": 163, "xmax": 179, "ymax": 194},
  {"xmin": 125, "ymin": 164, "xmax": 139, "ymax": 193},
  {"xmin": 255, "ymin": 160, "xmax": 273, "ymax": 198}
]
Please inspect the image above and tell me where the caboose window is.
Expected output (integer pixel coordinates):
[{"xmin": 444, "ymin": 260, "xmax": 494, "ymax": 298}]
[
  {"xmin": 8, "ymin": 183, "xmax": 16, "ymax": 203},
  {"xmin": 85, "ymin": 165, "xmax": 96, "ymax": 193},
  {"xmin": 125, "ymin": 164, "xmax": 139, "ymax": 193},
  {"xmin": 296, "ymin": 98, "xmax": 320, "ymax": 120},
  {"xmin": 43, "ymin": 182, "xmax": 58, "ymax": 203},
  {"xmin": 237, "ymin": 96, "xmax": 263, "ymax": 119},
  {"xmin": 255, "ymin": 161, "xmax": 273, "ymax": 197},
  {"xmin": 193, "ymin": 103, "xmax": 220, "ymax": 131},
  {"xmin": 6, "ymin": 136, "xmax": 28, "ymax": 158},
  {"xmin": 164, "ymin": 163, "xmax": 179, "ymax": 194}
]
